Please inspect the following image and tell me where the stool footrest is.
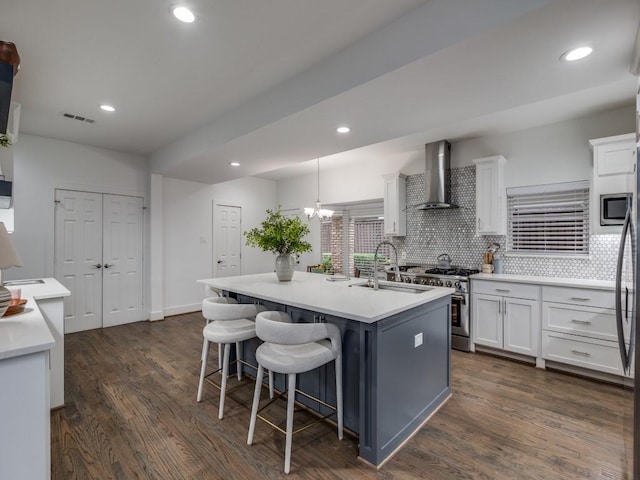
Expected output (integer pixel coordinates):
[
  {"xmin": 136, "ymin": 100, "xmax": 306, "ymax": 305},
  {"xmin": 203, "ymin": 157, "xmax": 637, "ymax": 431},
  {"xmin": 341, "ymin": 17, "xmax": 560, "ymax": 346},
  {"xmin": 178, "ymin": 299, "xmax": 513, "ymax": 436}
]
[{"xmin": 254, "ymin": 386, "xmax": 338, "ymax": 436}]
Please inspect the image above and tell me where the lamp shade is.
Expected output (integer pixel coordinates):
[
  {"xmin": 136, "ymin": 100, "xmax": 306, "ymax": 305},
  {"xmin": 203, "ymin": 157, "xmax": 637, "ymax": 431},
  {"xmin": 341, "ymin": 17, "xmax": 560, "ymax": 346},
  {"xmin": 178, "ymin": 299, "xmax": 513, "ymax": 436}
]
[{"xmin": 0, "ymin": 221, "xmax": 22, "ymax": 269}]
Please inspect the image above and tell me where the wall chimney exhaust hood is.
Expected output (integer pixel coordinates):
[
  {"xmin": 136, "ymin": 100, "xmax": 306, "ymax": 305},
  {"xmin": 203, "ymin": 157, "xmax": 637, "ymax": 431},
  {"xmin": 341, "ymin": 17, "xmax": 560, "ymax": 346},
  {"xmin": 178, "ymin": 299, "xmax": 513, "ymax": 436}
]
[{"xmin": 415, "ymin": 140, "xmax": 458, "ymax": 210}]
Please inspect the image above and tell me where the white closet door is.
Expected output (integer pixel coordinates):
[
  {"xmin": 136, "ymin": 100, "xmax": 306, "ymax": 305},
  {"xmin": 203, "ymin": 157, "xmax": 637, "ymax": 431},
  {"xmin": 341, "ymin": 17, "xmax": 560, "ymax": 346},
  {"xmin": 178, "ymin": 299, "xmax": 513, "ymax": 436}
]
[
  {"xmin": 214, "ymin": 204, "xmax": 241, "ymax": 277},
  {"xmin": 102, "ymin": 194, "xmax": 144, "ymax": 328},
  {"xmin": 55, "ymin": 190, "xmax": 103, "ymax": 333}
]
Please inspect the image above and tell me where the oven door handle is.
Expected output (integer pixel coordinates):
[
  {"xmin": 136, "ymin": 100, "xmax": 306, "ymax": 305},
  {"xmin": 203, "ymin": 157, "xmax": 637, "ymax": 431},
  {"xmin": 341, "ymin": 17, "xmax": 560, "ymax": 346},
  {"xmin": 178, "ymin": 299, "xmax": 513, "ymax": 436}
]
[{"xmin": 452, "ymin": 294, "xmax": 466, "ymax": 304}]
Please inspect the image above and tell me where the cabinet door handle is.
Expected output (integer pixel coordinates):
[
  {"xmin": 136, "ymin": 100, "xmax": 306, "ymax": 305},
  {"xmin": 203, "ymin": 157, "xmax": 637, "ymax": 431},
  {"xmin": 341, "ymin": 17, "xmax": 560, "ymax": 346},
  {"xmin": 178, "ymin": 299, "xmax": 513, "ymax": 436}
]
[
  {"xmin": 495, "ymin": 289, "xmax": 510, "ymax": 293},
  {"xmin": 103, "ymin": 263, "xmax": 113, "ymax": 269},
  {"xmin": 92, "ymin": 264, "xmax": 102, "ymax": 269},
  {"xmin": 498, "ymin": 300, "xmax": 501, "ymax": 314},
  {"xmin": 503, "ymin": 299, "xmax": 506, "ymax": 314},
  {"xmin": 571, "ymin": 319, "xmax": 592, "ymax": 325},
  {"xmin": 570, "ymin": 297, "xmax": 590, "ymax": 301},
  {"xmin": 571, "ymin": 349, "xmax": 591, "ymax": 357}
]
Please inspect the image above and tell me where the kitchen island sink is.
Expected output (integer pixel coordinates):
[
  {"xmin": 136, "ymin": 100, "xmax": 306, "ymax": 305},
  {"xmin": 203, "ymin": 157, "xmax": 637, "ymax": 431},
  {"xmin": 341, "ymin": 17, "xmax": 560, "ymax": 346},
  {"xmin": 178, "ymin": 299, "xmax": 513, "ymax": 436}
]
[{"xmin": 350, "ymin": 280, "xmax": 433, "ymax": 294}]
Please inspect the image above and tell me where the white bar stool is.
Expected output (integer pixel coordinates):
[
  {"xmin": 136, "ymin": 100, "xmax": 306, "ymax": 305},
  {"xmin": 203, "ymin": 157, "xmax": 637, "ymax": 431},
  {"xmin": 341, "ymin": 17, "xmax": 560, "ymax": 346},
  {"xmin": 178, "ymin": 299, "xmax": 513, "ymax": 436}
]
[
  {"xmin": 202, "ymin": 293, "xmax": 227, "ymax": 370},
  {"xmin": 247, "ymin": 311, "xmax": 343, "ymax": 474},
  {"xmin": 197, "ymin": 297, "xmax": 273, "ymax": 419}
]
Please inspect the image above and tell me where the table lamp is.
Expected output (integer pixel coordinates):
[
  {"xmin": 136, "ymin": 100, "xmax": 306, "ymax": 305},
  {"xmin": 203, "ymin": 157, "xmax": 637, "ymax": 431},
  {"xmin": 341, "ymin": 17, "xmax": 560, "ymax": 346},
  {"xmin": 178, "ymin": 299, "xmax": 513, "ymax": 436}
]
[{"xmin": 0, "ymin": 221, "xmax": 22, "ymax": 316}]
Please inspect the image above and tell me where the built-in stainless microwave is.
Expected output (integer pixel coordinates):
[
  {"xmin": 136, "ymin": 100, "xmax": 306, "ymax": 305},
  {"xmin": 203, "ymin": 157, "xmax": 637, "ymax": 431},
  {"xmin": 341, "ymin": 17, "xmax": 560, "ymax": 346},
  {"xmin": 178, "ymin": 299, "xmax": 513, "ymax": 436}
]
[{"xmin": 600, "ymin": 193, "xmax": 632, "ymax": 226}]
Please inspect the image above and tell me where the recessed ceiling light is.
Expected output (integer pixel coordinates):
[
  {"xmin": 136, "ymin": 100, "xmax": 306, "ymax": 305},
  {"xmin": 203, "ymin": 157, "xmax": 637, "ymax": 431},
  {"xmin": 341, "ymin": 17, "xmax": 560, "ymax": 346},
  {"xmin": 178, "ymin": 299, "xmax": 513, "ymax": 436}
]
[
  {"xmin": 99, "ymin": 104, "xmax": 115, "ymax": 112},
  {"xmin": 561, "ymin": 46, "xmax": 593, "ymax": 62},
  {"xmin": 172, "ymin": 6, "xmax": 195, "ymax": 23},
  {"xmin": 336, "ymin": 126, "xmax": 350, "ymax": 134},
  {"xmin": 229, "ymin": 162, "xmax": 240, "ymax": 167}
]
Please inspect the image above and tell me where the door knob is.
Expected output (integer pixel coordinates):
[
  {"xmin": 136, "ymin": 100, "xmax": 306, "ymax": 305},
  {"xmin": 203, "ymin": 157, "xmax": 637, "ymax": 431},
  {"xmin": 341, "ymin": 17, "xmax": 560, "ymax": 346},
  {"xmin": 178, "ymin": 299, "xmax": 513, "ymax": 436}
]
[
  {"xmin": 103, "ymin": 263, "xmax": 113, "ymax": 269},
  {"xmin": 93, "ymin": 264, "xmax": 102, "ymax": 269}
]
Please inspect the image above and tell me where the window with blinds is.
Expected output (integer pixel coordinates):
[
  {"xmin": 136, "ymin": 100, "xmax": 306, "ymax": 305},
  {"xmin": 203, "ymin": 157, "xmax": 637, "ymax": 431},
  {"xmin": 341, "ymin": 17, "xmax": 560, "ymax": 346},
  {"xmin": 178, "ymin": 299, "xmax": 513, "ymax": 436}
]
[{"xmin": 507, "ymin": 181, "xmax": 590, "ymax": 256}]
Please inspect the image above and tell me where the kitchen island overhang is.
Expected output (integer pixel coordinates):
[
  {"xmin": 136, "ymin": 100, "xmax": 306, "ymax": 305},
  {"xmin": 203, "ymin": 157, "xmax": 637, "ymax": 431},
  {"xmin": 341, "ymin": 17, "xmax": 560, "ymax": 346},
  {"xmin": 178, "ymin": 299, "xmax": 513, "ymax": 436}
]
[{"xmin": 198, "ymin": 272, "xmax": 453, "ymax": 467}]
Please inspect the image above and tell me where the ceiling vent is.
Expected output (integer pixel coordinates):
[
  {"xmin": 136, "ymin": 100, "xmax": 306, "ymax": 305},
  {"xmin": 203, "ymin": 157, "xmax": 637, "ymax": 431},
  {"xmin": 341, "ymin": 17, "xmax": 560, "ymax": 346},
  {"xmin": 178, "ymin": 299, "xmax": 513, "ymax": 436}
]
[{"xmin": 61, "ymin": 112, "xmax": 95, "ymax": 124}]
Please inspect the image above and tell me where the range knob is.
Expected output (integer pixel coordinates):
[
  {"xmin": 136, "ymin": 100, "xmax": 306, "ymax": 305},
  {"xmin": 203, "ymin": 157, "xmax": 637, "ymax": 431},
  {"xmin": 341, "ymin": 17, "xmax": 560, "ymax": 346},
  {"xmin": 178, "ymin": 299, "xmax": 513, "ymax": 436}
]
[
  {"xmin": 445, "ymin": 281, "xmax": 452, "ymax": 287},
  {"xmin": 454, "ymin": 281, "xmax": 461, "ymax": 288},
  {"xmin": 436, "ymin": 280, "xmax": 444, "ymax": 286},
  {"xmin": 429, "ymin": 279, "xmax": 437, "ymax": 286},
  {"xmin": 420, "ymin": 278, "xmax": 429, "ymax": 285},
  {"xmin": 413, "ymin": 277, "xmax": 420, "ymax": 284},
  {"xmin": 404, "ymin": 276, "xmax": 413, "ymax": 283}
]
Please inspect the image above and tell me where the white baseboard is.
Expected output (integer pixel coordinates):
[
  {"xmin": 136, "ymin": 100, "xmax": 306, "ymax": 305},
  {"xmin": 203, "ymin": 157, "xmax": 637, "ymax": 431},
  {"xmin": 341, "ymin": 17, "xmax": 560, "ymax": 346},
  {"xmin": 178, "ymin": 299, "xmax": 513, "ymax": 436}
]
[
  {"xmin": 149, "ymin": 310, "xmax": 164, "ymax": 322},
  {"xmin": 164, "ymin": 303, "xmax": 201, "ymax": 317}
]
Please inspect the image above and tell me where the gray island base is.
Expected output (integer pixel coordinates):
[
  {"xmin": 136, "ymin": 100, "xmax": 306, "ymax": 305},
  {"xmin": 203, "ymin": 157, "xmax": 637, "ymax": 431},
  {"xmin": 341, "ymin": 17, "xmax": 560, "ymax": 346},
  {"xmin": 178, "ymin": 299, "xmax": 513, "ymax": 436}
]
[{"xmin": 199, "ymin": 272, "xmax": 452, "ymax": 467}]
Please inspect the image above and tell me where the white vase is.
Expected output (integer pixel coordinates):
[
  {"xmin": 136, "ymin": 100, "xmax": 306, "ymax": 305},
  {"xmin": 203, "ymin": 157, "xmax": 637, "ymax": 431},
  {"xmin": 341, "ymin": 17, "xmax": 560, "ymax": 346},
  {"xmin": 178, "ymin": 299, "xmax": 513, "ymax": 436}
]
[{"xmin": 275, "ymin": 253, "xmax": 295, "ymax": 282}]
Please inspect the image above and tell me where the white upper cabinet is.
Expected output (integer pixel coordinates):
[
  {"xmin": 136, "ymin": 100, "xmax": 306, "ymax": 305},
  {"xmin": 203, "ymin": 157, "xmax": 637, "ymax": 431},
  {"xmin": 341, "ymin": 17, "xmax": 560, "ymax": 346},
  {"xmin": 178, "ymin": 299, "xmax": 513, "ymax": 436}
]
[
  {"xmin": 383, "ymin": 173, "xmax": 406, "ymax": 236},
  {"xmin": 590, "ymin": 133, "xmax": 636, "ymax": 234},
  {"xmin": 473, "ymin": 155, "xmax": 506, "ymax": 236}
]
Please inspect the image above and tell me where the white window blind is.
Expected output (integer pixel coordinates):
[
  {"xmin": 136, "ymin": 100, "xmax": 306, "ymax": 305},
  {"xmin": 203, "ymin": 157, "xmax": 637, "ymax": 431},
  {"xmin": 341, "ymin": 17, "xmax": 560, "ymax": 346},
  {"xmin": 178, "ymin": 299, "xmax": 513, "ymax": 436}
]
[{"xmin": 507, "ymin": 181, "xmax": 590, "ymax": 256}]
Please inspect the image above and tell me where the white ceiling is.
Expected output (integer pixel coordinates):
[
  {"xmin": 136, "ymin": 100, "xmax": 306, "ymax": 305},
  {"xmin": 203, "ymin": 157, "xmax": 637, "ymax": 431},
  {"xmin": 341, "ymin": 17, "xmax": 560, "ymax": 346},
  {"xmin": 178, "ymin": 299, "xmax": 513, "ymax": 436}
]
[{"xmin": 3, "ymin": 0, "xmax": 639, "ymax": 183}]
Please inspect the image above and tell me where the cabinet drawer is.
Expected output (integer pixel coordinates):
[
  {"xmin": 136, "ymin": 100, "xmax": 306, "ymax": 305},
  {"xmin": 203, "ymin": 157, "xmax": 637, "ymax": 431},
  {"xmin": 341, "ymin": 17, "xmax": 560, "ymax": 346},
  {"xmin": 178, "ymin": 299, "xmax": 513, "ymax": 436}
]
[
  {"xmin": 542, "ymin": 331, "xmax": 622, "ymax": 376},
  {"xmin": 543, "ymin": 302, "xmax": 623, "ymax": 342},
  {"xmin": 472, "ymin": 280, "xmax": 539, "ymax": 300},
  {"xmin": 542, "ymin": 286, "xmax": 615, "ymax": 309}
]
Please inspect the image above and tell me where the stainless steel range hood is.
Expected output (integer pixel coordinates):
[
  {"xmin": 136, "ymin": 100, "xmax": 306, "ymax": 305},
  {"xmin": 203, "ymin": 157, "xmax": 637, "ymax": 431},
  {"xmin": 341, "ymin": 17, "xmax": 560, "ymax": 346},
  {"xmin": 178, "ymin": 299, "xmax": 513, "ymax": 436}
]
[{"xmin": 415, "ymin": 140, "xmax": 458, "ymax": 210}]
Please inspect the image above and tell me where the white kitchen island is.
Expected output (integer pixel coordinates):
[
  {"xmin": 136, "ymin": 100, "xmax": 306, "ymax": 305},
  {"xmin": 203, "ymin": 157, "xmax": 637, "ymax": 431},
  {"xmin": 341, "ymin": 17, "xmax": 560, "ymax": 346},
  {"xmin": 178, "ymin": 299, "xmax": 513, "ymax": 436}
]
[
  {"xmin": 199, "ymin": 272, "xmax": 454, "ymax": 467},
  {"xmin": 0, "ymin": 278, "xmax": 70, "ymax": 480}
]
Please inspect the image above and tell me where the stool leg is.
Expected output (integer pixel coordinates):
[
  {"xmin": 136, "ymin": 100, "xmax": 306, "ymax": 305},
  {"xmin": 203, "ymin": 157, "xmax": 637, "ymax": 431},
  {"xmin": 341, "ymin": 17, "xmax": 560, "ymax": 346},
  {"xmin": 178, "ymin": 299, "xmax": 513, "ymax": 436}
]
[
  {"xmin": 268, "ymin": 370, "xmax": 274, "ymax": 399},
  {"xmin": 284, "ymin": 373, "xmax": 296, "ymax": 474},
  {"xmin": 196, "ymin": 338, "xmax": 210, "ymax": 402},
  {"xmin": 236, "ymin": 341, "xmax": 242, "ymax": 380},
  {"xmin": 218, "ymin": 343, "xmax": 223, "ymax": 370},
  {"xmin": 219, "ymin": 343, "xmax": 231, "ymax": 419},
  {"xmin": 335, "ymin": 355, "xmax": 343, "ymax": 440},
  {"xmin": 247, "ymin": 364, "xmax": 264, "ymax": 446}
]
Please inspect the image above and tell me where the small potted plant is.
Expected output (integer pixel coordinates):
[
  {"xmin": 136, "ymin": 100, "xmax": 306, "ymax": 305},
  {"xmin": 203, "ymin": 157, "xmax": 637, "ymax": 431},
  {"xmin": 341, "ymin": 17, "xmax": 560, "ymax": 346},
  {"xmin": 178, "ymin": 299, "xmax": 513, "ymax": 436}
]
[
  {"xmin": 0, "ymin": 134, "xmax": 11, "ymax": 148},
  {"xmin": 244, "ymin": 207, "xmax": 312, "ymax": 281}
]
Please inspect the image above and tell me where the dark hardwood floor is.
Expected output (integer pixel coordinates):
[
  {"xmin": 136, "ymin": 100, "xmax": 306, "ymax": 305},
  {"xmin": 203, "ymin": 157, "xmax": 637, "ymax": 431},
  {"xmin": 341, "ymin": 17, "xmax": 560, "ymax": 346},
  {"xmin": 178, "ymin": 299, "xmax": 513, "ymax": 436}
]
[{"xmin": 52, "ymin": 313, "xmax": 634, "ymax": 479}]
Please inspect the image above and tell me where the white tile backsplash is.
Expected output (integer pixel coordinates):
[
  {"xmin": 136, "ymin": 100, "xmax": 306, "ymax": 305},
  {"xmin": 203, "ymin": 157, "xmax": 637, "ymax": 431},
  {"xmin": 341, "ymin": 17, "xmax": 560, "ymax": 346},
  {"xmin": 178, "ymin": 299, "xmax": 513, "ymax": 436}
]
[{"xmin": 390, "ymin": 167, "xmax": 620, "ymax": 281}]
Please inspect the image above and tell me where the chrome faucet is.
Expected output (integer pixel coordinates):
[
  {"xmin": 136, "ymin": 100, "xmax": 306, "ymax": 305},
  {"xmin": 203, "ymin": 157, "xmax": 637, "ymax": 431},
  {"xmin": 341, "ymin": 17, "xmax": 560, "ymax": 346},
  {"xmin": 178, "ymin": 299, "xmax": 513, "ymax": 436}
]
[{"xmin": 373, "ymin": 240, "xmax": 399, "ymax": 290}]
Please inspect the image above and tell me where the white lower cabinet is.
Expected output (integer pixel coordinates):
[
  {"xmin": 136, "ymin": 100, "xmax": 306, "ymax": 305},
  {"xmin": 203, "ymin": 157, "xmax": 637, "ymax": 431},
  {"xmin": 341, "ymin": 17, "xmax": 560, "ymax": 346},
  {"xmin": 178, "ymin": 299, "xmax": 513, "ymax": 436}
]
[
  {"xmin": 472, "ymin": 280, "xmax": 540, "ymax": 357},
  {"xmin": 541, "ymin": 285, "xmax": 632, "ymax": 378}
]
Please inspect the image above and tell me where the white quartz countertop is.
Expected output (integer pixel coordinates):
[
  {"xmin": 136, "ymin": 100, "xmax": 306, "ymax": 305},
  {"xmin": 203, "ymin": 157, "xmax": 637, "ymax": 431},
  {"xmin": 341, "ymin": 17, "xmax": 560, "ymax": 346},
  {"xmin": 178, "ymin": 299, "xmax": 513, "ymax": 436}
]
[
  {"xmin": 0, "ymin": 278, "xmax": 70, "ymax": 361},
  {"xmin": 199, "ymin": 272, "xmax": 454, "ymax": 324},
  {"xmin": 470, "ymin": 273, "xmax": 616, "ymax": 290}
]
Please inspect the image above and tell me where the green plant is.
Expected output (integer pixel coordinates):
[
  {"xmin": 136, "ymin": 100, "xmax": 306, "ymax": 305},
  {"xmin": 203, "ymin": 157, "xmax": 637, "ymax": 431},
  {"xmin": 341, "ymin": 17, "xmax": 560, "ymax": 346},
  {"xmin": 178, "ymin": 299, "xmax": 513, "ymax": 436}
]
[
  {"xmin": 321, "ymin": 253, "xmax": 334, "ymax": 274},
  {"xmin": 244, "ymin": 207, "xmax": 312, "ymax": 255},
  {"xmin": 0, "ymin": 135, "xmax": 11, "ymax": 148}
]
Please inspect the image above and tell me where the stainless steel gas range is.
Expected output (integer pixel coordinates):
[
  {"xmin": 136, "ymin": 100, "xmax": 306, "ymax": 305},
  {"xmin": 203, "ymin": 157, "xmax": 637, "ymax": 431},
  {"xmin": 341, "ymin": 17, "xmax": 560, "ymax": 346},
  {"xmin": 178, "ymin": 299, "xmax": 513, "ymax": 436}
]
[{"xmin": 392, "ymin": 265, "xmax": 479, "ymax": 352}]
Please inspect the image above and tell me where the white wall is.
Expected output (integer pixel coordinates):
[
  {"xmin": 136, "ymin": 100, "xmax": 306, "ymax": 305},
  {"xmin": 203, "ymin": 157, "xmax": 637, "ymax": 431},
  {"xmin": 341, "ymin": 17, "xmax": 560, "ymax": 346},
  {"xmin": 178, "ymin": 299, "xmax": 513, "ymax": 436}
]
[
  {"xmin": 160, "ymin": 175, "xmax": 277, "ymax": 316},
  {"xmin": 11, "ymin": 134, "xmax": 149, "ymax": 281},
  {"xmin": 452, "ymin": 104, "xmax": 635, "ymax": 188},
  {"xmin": 212, "ymin": 176, "xmax": 278, "ymax": 275},
  {"xmin": 162, "ymin": 177, "xmax": 214, "ymax": 316}
]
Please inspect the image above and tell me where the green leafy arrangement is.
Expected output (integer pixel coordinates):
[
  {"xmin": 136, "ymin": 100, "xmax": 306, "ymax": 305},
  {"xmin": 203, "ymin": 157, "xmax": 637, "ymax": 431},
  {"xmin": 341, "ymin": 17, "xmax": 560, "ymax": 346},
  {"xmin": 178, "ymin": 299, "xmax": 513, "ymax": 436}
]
[
  {"xmin": 0, "ymin": 135, "xmax": 11, "ymax": 148},
  {"xmin": 244, "ymin": 207, "xmax": 312, "ymax": 255}
]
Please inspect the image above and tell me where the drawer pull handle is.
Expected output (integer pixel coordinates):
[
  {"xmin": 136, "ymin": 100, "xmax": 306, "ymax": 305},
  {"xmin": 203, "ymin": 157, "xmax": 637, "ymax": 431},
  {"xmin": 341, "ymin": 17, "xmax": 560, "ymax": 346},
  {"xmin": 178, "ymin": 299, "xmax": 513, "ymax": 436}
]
[
  {"xmin": 570, "ymin": 297, "xmax": 590, "ymax": 301},
  {"xmin": 495, "ymin": 289, "xmax": 510, "ymax": 293},
  {"xmin": 571, "ymin": 349, "xmax": 591, "ymax": 357},
  {"xmin": 571, "ymin": 319, "xmax": 592, "ymax": 325}
]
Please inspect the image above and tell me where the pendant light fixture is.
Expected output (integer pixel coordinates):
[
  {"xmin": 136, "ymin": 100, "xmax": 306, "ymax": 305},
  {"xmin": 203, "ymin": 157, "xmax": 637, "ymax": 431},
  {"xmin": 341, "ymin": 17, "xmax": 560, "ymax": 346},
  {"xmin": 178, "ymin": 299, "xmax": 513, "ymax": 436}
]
[{"xmin": 304, "ymin": 157, "xmax": 334, "ymax": 221}]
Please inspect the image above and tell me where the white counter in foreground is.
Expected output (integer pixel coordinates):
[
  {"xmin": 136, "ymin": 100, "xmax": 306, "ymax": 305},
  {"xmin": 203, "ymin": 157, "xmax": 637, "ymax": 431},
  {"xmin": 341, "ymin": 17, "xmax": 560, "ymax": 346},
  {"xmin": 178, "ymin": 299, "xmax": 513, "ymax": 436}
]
[
  {"xmin": 199, "ymin": 271, "xmax": 454, "ymax": 323},
  {"xmin": 0, "ymin": 278, "xmax": 70, "ymax": 480}
]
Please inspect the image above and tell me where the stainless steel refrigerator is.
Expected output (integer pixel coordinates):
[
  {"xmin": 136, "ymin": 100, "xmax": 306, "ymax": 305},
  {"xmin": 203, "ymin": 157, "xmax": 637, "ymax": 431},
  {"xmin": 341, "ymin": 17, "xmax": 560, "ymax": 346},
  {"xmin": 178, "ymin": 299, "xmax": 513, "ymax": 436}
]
[{"xmin": 616, "ymin": 88, "xmax": 640, "ymax": 479}]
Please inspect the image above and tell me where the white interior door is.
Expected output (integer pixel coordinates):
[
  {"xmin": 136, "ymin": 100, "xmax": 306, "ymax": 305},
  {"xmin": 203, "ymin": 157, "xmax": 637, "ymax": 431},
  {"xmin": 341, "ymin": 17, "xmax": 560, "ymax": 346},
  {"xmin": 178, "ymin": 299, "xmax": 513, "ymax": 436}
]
[
  {"xmin": 55, "ymin": 190, "xmax": 103, "ymax": 333},
  {"xmin": 102, "ymin": 194, "xmax": 144, "ymax": 328},
  {"xmin": 214, "ymin": 204, "xmax": 241, "ymax": 277},
  {"xmin": 55, "ymin": 190, "xmax": 144, "ymax": 333}
]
